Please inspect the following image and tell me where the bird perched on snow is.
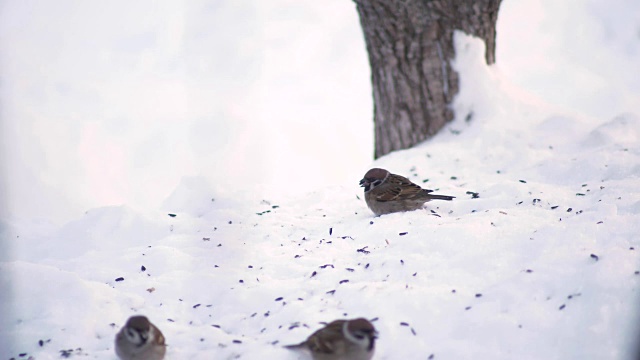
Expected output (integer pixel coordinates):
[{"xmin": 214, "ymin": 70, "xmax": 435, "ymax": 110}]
[
  {"xmin": 359, "ymin": 168, "xmax": 455, "ymax": 216},
  {"xmin": 284, "ymin": 318, "xmax": 377, "ymax": 360},
  {"xmin": 115, "ymin": 315, "xmax": 166, "ymax": 360}
]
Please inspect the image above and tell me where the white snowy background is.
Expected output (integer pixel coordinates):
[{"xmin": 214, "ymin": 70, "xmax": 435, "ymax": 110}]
[{"xmin": 1, "ymin": 0, "xmax": 640, "ymax": 359}]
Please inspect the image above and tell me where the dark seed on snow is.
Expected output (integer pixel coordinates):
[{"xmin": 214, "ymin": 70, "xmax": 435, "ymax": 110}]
[
  {"xmin": 168, "ymin": 213, "xmax": 176, "ymax": 217},
  {"xmin": 339, "ymin": 279, "xmax": 349, "ymax": 284},
  {"xmin": 465, "ymin": 306, "xmax": 472, "ymax": 310},
  {"xmin": 475, "ymin": 293, "xmax": 482, "ymax": 298},
  {"xmin": 466, "ymin": 191, "xmax": 480, "ymax": 199},
  {"xmin": 590, "ymin": 254, "xmax": 599, "ymax": 261},
  {"xmin": 311, "ymin": 271, "xmax": 317, "ymax": 277},
  {"xmin": 526, "ymin": 269, "xmax": 533, "ymax": 273},
  {"xmin": 115, "ymin": 277, "xmax": 124, "ymax": 282},
  {"xmin": 559, "ymin": 304, "xmax": 566, "ymax": 310},
  {"xmin": 232, "ymin": 340, "xmax": 242, "ymax": 344},
  {"xmin": 567, "ymin": 208, "xmax": 573, "ymax": 212},
  {"xmin": 519, "ymin": 180, "xmax": 527, "ymax": 183},
  {"xmin": 551, "ymin": 205, "xmax": 559, "ymax": 209},
  {"xmin": 399, "ymin": 232, "xmax": 408, "ymax": 236},
  {"xmin": 411, "ymin": 328, "xmax": 417, "ymax": 335},
  {"xmin": 141, "ymin": 265, "xmax": 146, "ymax": 271},
  {"xmin": 275, "ymin": 297, "xmax": 283, "ymax": 301},
  {"xmin": 329, "ymin": 227, "xmax": 333, "ymax": 235},
  {"xmin": 193, "ymin": 304, "xmax": 201, "ymax": 309},
  {"xmin": 357, "ymin": 247, "xmax": 370, "ymax": 254},
  {"xmin": 326, "ymin": 290, "xmax": 336, "ymax": 295},
  {"xmin": 400, "ymin": 322, "xmax": 409, "ymax": 326}
]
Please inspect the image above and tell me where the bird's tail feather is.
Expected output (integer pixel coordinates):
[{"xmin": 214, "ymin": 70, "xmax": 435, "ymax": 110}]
[
  {"xmin": 283, "ymin": 343, "xmax": 305, "ymax": 350},
  {"xmin": 427, "ymin": 194, "xmax": 455, "ymax": 201}
]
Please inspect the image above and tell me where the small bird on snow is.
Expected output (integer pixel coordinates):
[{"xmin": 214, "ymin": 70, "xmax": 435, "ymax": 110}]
[
  {"xmin": 360, "ymin": 168, "xmax": 455, "ymax": 216},
  {"xmin": 284, "ymin": 318, "xmax": 377, "ymax": 360},
  {"xmin": 115, "ymin": 315, "xmax": 166, "ymax": 360}
]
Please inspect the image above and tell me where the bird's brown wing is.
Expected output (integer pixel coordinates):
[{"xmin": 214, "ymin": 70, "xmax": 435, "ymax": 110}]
[
  {"xmin": 305, "ymin": 320, "xmax": 346, "ymax": 354},
  {"xmin": 152, "ymin": 325, "xmax": 166, "ymax": 346},
  {"xmin": 375, "ymin": 174, "xmax": 425, "ymax": 202}
]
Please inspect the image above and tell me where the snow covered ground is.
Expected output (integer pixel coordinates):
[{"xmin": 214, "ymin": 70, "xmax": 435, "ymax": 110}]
[{"xmin": 2, "ymin": 0, "xmax": 640, "ymax": 359}]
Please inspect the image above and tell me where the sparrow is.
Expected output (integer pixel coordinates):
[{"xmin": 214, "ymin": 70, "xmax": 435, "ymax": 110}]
[
  {"xmin": 115, "ymin": 315, "xmax": 166, "ymax": 360},
  {"xmin": 359, "ymin": 168, "xmax": 454, "ymax": 216},
  {"xmin": 285, "ymin": 318, "xmax": 377, "ymax": 360}
]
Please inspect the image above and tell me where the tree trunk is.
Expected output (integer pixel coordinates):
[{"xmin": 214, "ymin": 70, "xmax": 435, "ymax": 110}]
[{"xmin": 355, "ymin": 0, "xmax": 502, "ymax": 158}]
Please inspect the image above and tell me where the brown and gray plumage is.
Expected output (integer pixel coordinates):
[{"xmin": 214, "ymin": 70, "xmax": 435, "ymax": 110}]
[
  {"xmin": 115, "ymin": 315, "xmax": 166, "ymax": 360},
  {"xmin": 360, "ymin": 168, "xmax": 455, "ymax": 216},
  {"xmin": 284, "ymin": 318, "xmax": 377, "ymax": 360}
]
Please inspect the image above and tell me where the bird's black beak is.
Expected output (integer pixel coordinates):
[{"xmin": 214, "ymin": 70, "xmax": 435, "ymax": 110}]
[{"xmin": 359, "ymin": 178, "xmax": 367, "ymax": 187}]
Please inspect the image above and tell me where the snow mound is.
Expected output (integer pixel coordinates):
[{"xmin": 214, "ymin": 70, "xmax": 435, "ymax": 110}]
[{"xmin": 2, "ymin": 31, "xmax": 639, "ymax": 360}]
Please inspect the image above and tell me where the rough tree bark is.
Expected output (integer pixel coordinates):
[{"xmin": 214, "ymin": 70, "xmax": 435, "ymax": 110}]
[{"xmin": 355, "ymin": 0, "xmax": 502, "ymax": 158}]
